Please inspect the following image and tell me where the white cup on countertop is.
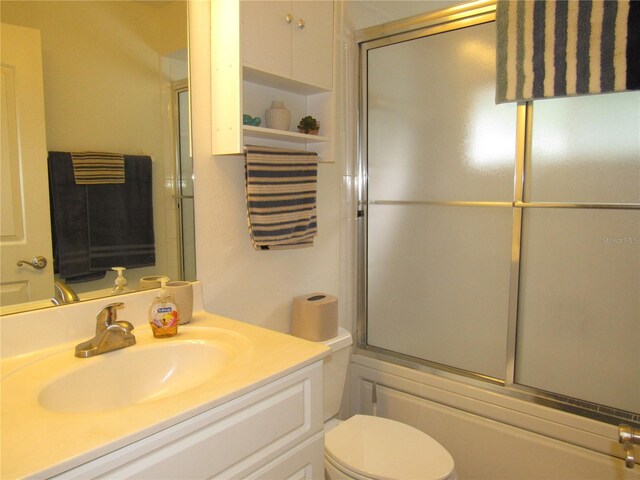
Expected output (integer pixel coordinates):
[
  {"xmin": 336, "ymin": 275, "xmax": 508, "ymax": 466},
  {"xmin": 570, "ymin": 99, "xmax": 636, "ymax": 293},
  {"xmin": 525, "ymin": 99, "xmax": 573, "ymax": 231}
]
[
  {"xmin": 139, "ymin": 275, "xmax": 164, "ymax": 289},
  {"xmin": 166, "ymin": 281, "xmax": 193, "ymax": 324}
]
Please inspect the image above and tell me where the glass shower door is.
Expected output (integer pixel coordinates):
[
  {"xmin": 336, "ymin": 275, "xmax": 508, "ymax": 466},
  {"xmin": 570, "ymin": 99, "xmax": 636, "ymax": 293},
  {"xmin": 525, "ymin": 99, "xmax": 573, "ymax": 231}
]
[
  {"xmin": 362, "ymin": 15, "xmax": 640, "ymax": 418},
  {"xmin": 515, "ymin": 92, "xmax": 640, "ymax": 413},
  {"xmin": 365, "ymin": 22, "xmax": 517, "ymax": 381}
]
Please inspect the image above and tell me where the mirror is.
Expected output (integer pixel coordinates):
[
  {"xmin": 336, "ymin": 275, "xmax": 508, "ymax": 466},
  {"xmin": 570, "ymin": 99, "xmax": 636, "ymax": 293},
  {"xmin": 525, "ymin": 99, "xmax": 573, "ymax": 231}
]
[{"xmin": 0, "ymin": 0, "xmax": 194, "ymax": 315}]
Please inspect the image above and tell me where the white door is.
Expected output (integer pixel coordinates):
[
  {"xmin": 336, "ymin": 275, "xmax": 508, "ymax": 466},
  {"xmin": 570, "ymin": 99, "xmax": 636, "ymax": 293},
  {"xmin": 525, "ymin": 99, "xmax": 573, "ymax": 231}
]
[{"xmin": 1, "ymin": 23, "xmax": 54, "ymax": 307}]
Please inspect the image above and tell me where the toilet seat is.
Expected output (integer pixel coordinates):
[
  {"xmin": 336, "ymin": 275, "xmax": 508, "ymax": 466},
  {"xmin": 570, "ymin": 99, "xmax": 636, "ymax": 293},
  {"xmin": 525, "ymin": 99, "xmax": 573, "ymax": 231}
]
[{"xmin": 325, "ymin": 415, "xmax": 455, "ymax": 480}]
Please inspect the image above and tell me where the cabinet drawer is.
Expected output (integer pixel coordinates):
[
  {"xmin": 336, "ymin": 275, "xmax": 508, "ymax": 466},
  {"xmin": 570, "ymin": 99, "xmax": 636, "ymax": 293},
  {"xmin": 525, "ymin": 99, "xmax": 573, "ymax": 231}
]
[{"xmin": 55, "ymin": 363, "xmax": 323, "ymax": 479}]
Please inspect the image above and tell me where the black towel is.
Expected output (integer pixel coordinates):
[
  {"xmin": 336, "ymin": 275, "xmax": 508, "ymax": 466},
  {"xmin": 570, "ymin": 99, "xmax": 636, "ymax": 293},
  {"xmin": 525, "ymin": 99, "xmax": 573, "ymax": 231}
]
[
  {"xmin": 48, "ymin": 152, "xmax": 93, "ymax": 281},
  {"xmin": 48, "ymin": 152, "xmax": 156, "ymax": 282}
]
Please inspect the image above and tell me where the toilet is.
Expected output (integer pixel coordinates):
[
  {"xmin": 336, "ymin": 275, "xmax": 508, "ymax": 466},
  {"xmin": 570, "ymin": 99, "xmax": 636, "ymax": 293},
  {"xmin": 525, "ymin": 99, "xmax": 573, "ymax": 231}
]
[{"xmin": 320, "ymin": 328, "xmax": 457, "ymax": 480}]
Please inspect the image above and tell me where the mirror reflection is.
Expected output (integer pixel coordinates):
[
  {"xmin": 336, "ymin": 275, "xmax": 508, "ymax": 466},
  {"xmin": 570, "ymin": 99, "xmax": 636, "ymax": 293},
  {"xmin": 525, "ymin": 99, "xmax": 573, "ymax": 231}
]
[{"xmin": 0, "ymin": 0, "xmax": 195, "ymax": 315}]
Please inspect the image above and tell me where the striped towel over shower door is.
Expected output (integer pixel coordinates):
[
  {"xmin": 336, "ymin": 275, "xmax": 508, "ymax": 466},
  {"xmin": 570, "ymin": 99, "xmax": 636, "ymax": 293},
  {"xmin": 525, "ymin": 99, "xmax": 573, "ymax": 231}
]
[
  {"xmin": 496, "ymin": 0, "xmax": 640, "ymax": 103},
  {"xmin": 245, "ymin": 146, "xmax": 319, "ymax": 250}
]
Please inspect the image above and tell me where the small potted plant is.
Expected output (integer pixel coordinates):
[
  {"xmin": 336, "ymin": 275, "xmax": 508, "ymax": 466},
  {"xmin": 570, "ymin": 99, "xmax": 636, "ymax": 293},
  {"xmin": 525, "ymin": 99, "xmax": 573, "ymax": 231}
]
[{"xmin": 297, "ymin": 116, "xmax": 320, "ymax": 135}]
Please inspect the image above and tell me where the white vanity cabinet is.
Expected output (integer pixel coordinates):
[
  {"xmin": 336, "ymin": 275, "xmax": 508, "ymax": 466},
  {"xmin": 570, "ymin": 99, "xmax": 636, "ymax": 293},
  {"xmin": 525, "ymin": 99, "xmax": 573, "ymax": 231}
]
[
  {"xmin": 210, "ymin": 0, "xmax": 334, "ymax": 160},
  {"xmin": 52, "ymin": 363, "xmax": 324, "ymax": 480},
  {"xmin": 242, "ymin": 1, "xmax": 334, "ymax": 89}
]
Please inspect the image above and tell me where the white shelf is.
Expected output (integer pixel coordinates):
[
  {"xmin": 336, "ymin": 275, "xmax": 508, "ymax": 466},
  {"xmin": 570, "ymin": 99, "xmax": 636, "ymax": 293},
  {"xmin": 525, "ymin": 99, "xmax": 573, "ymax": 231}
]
[
  {"xmin": 242, "ymin": 125, "xmax": 330, "ymax": 144},
  {"xmin": 243, "ymin": 66, "xmax": 331, "ymax": 95}
]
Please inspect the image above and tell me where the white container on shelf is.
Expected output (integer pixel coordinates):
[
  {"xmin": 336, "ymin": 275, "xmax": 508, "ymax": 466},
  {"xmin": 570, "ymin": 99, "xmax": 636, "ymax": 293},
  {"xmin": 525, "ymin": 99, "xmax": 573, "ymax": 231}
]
[{"xmin": 265, "ymin": 100, "xmax": 291, "ymax": 131}]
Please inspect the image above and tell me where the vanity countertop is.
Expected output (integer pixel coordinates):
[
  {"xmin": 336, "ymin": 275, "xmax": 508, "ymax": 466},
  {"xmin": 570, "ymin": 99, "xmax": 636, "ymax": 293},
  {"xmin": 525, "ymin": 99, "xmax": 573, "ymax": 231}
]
[{"xmin": 0, "ymin": 286, "xmax": 329, "ymax": 479}]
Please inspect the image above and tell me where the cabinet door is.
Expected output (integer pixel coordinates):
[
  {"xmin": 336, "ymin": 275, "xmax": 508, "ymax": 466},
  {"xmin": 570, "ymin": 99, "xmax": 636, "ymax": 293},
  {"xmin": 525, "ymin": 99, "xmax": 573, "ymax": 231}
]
[
  {"xmin": 246, "ymin": 434, "xmax": 325, "ymax": 480},
  {"xmin": 55, "ymin": 362, "xmax": 324, "ymax": 479},
  {"xmin": 242, "ymin": 0, "xmax": 292, "ymax": 78},
  {"xmin": 291, "ymin": 1, "xmax": 333, "ymax": 89}
]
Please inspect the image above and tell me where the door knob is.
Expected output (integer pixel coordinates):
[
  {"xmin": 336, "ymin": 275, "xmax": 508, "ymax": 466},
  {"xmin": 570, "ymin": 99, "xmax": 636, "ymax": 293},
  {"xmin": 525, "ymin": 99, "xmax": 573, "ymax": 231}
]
[
  {"xmin": 285, "ymin": 13, "xmax": 293, "ymax": 24},
  {"xmin": 619, "ymin": 424, "xmax": 640, "ymax": 445},
  {"xmin": 619, "ymin": 424, "xmax": 639, "ymax": 469},
  {"xmin": 16, "ymin": 256, "xmax": 48, "ymax": 270},
  {"xmin": 297, "ymin": 18, "xmax": 305, "ymax": 29}
]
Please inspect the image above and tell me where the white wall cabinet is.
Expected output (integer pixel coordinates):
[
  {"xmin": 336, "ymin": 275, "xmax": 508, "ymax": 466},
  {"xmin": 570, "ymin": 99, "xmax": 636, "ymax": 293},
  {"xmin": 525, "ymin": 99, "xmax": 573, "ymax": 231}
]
[
  {"xmin": 52, "ymin": 362, "xmax": 324, "ymax": 479},
  {"xmin": 242, "ymin": 1, "xmax": 333, "ymax": 89},
  {"xmin": 211, "ymin": 0, "xmax": 334, "ymax": 160}
]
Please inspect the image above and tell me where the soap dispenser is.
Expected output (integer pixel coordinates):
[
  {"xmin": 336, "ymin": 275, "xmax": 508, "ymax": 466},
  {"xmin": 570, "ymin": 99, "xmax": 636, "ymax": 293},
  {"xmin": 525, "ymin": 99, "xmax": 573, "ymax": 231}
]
[
  {"xmin": 148, "ymin": 277, "xmax": 180, "ymax": 338},
  {"xmin": 111, "ymin": 267, "xmax": 130, "ymax": 294}
]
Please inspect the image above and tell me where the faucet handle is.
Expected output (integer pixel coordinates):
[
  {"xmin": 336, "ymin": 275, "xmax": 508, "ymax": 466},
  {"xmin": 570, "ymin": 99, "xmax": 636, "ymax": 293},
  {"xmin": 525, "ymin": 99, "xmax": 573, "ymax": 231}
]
[
  {"xmin": 96, "ymin": 302, "xmax": 125, "ymax": 330},
  {"xmin": 115, "ymin": 320, "xmax": 135, "ymax": 332}
]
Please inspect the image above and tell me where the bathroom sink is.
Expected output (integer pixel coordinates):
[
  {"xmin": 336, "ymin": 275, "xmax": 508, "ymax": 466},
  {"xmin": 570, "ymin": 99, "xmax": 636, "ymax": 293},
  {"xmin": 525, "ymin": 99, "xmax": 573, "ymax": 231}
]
[
  {"xmin": 39, "ymin": 341, "xmax": 232, "ymax": 413},
  {"xmin": 1, "ymin": 306, "xmax": 330, "ymax": 480},
  {"xmin": 3, "ymin": 326, "xmax": 253, "ymax": 414}
]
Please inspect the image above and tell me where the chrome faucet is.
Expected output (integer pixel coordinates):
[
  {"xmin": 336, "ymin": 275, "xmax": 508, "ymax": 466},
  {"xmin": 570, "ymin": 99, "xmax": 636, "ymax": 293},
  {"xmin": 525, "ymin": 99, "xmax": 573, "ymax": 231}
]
[
  {"xmin": 51, "ymin": 279, "xmax": 80, "ymax": 305},
  {"xmin": 75, "ymin": 302, "xmax": 136, "ymax": 358}
]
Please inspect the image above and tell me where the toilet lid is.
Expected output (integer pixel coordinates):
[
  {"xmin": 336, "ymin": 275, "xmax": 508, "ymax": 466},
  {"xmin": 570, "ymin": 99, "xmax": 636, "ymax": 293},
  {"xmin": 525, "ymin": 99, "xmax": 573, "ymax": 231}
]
[{"xmin": 325, "ymin": 415, "xmax": 455, "ymax": 480}]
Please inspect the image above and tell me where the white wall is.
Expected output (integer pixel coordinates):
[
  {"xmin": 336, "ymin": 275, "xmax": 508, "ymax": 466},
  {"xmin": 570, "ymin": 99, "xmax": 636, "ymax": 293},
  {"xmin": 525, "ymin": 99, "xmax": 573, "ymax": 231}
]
[
  {"xmin": 189, "ymin": 1, "xmax": 341, "ymax": 333},
  {"xmin": 344, "ymin": 0, "xmax": 458, "ymax": 31},
  {"xmin": 1, "ymin": 1, "xmax": 187, "ymax": 294}
]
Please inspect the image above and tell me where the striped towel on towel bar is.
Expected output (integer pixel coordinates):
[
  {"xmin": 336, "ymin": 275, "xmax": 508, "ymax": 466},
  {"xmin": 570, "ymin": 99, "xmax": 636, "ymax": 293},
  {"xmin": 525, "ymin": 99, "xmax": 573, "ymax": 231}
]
[
  {"xmin": 71, "ymin": 151, "xmax": 125, "ymax": 184},
  {"xmin": 245, "ymin": 146, "xmax": 319, "ymax": 250}
]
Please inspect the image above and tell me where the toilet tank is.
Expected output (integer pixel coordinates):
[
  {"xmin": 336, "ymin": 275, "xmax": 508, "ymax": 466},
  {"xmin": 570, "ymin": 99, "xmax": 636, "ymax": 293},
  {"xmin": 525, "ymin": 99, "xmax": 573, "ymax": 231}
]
[{"xmin": 319, "ymin": 327, "xmax": 353, "ymax": 421}]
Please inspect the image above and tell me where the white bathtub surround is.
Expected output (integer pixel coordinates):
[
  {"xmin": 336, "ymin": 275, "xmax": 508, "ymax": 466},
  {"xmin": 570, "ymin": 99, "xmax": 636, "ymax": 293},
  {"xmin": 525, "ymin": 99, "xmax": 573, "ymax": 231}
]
[
  {"xmin": 0, "ymin": 283, "xmax": 329, "ymax": 479},
  {"xmin": 351, "ymin": 354, "xmax": 639, "ymax": 479}
]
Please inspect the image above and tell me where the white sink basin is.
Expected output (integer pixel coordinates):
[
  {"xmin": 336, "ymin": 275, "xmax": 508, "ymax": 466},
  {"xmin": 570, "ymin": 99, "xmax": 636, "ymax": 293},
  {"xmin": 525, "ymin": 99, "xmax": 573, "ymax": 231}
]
[
  {"xmin": 39, "ymin": 341, "xmax": 231, "ymax": 413},
  {"xmin": 3, "ymin": 326, "xmax": 253, "ymax": 415}
]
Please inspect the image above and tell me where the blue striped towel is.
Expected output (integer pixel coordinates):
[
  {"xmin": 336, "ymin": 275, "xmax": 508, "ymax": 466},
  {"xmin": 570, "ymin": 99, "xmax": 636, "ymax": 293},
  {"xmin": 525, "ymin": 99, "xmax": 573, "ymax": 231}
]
[
  {"xmin": 245, "ymin": 146, "xmax": 318, "ymax": 250},
  {"xmin": 496, "ymin": 0, "xmax": 640, "ymax": 103}
]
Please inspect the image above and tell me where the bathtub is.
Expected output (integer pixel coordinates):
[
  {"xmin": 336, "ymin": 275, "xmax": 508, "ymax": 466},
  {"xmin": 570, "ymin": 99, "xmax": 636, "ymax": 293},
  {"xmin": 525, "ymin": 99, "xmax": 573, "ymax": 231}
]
[{"xmin": 350, "ymin": 354, "xmax": 639, "ymax": 480}]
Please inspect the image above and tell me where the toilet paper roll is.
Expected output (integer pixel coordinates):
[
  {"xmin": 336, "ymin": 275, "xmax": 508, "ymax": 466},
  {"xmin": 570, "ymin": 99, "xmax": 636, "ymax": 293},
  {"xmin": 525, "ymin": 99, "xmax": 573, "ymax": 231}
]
[{"xmin": 291, "ymin": 293, "xmax": 338, "ymax": 342}]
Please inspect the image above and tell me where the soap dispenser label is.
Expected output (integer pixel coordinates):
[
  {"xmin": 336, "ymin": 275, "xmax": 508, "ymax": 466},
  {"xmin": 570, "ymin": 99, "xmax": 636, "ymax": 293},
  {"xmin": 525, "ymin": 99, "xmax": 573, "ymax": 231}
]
[{"xmin": 150, "ymin": 303, "xmax": 179, "ymax": 337}]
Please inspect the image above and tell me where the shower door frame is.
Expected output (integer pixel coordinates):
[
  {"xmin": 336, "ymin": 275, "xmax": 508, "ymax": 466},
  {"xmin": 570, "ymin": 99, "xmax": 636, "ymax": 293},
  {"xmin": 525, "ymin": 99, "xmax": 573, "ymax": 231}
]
[
  {"xmin": 172, "ymin": 80, "xmax": 197, "ymax": 282},
  {"xmin": 354, "ymin": 1, "xmax": 640, "ymax": 427}
]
